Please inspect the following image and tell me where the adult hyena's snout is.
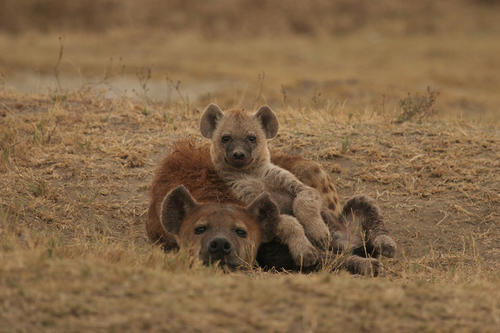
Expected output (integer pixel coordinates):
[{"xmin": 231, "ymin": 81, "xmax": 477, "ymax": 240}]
[
  {"xmin": 160, "ymin": 185, "xmax": 280, "ymax": 270},
  {"xmin": 208, "ymin": 237, "xmax": 232, "ymax": 259},
  {"xmin": 202, "ymin": 235, "xmax": 235, "ymax": 266}
]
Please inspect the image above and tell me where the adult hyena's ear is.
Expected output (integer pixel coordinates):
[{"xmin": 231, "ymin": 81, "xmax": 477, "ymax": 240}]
[
  {"xmin": 246, "ymin": 192, "xmax": 279, "ymax": 242},
  {"xmin": 161, "ymin": 185, "xmax": 198, "ymax": 235},
  {"xmin": 254, "ymin": 105, "xmax": 279, "ymax": 139},
  {"xmin": 200, "ymin": 103, "xmax": 224, "ymax": 138}
]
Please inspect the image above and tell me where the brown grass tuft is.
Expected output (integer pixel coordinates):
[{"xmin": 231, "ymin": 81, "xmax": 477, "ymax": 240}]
[{"xmin": 395, "ymin": 87, "xmax": 439, "ymax": 124}]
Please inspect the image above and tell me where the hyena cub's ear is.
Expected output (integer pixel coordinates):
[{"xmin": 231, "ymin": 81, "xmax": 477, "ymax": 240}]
[
  {"xmin": 246, "ymin": 192, "xmax": 279, "ymax": 242},
  {"xmin": 161, "ymin": 185, "xmax": 198, "ymax": 235},
  {"xmin": 200, "ymin": 103, "xmax": 224, "ymax": 138},
  {"xmin": 254, "ymin": 105, "xmax": 279, "ymax": 139}
]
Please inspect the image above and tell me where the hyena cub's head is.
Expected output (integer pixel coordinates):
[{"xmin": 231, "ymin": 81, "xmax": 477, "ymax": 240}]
[
  {"xmin": 200, "ymin": 104, "xmax": 279, "ymax": 172},
  {"xmin": 161, "ymin": 185, "xmax": 279, "ymax": 269}
]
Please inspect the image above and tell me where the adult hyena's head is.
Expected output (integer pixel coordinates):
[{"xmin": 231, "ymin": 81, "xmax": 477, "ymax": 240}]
[
  {"xmin": 200, "ymin": 104, "xmax": 279, "ymax": 172},
  {"xmin": 161, "ymin": 185, "xmax": 279, "ymax": 269}
]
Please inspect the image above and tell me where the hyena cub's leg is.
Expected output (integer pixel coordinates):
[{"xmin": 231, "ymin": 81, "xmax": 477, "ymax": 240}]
[
  {"xmin": 277, "ymin": 214, "xmax": 319, "ymax": 267},
  {"xmin": 293, "ymin": 187, "xmax": 331, "ymax": 250},
  {"xmin": 228, "ymin": 177, "xmax": 319, "ymax": 266},
  {"xmin": 342, "ymin": 196, "xmax": 397, "ymax": 258},
  {"xmin": 288, "ymin": 160, "xmax": 342, "ymax": 217}
]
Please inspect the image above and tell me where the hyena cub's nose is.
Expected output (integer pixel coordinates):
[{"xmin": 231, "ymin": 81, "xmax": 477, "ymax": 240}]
[
  {"xmin": 232, "ymin": 151, "xmax": 246, "ymax": 160},
  {"xmin": 209, "ymin": 237, "xmax": 232, "ymax": 256}
]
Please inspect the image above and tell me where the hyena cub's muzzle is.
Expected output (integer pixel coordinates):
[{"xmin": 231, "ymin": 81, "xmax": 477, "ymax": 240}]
[{"xmin": 224, "ymin": 139, "xmax": 254, "ymax": 169}]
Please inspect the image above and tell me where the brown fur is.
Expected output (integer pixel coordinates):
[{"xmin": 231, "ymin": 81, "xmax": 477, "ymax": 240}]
[
  {"xmin": 147, "ymin": 140, "xmax": 326, "ymax": 249},
  {"xmin": 147, "ymin": 141, "xmax": 238, "ymax": 250},
  {"xmin": 147, "ymin": 139, "xmax": 396, "ymax": 274}
]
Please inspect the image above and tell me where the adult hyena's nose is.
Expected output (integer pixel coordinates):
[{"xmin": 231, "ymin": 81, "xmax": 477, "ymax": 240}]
[
  {"xmin": 232, "ymin": 151, "xmax": 246, "ymax": 160},
  {"xmin": 208, "ymin": 237, "xmax": 232, "ymax": 257}
]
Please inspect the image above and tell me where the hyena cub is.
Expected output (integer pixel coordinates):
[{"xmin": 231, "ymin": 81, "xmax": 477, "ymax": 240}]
[{"xmin": 200, "ymin": 104, "xmax": 330, "ymax": 266}]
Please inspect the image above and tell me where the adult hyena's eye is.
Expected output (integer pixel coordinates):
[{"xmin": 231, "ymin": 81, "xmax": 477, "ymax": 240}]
[
  {"xmin": 235, "ymin": 228, "xmax": 247, "ymax": 238},
  {"xmin": 194, "ymin": 226, "xmax": 207, "ymax": 235},
  {"xmin": 247, "ymin": 135, "xmax": 256, "ymax": 143},
  {"xmin": 221, "ymin": 135, "xmax": 231, "ymax": 143}
]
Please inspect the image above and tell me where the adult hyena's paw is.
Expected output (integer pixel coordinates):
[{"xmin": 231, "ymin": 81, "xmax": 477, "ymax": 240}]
[
  {"xmin": 372, "ymin": 234, "xmax": 397, "ymax": 258},
  {"xmin": 288, "ymin": 236, "xmax": 319, "ymax": 268},
  {"xmin": 358, "ymin": 257, "xmax": 384, "ymax": 277},
  {"xmin": 344, "ymin": 256, "xmax": 384, "ymax": 277}
]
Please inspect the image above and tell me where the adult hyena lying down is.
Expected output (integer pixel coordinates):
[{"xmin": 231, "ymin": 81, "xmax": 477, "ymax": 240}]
[
  {"xmin": 159, "ymin": 185, "xmax": 279, "ymax": 269},
  {"xmin": 147, "ymin": 140, "xmax": 396, "ymax": 274}
]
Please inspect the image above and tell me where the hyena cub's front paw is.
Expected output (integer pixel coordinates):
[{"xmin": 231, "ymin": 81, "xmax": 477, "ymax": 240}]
[
  {"xmin": 304, "ymin": 220, "xmax": 331, "ymax": 251},
  {"xmin": 372, "ymin": 234, "xmax": 397, "ymax": 258},
  {"xmin": 288, "ymin": 236, "xmax": 319, "ymax": 267}
]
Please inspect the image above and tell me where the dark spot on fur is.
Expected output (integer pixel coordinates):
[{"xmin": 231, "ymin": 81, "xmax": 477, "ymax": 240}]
[
  {"xmin": 328, "ymin": 203, "xmax": 336, "ymax": 210},
  {"xmin": 322, "ymin": 187, "xmax": 329, "ymax": 193}
]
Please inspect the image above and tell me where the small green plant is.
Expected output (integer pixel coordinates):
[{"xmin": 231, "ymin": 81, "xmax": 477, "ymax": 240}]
[
  {"xmin": 54, "ymin": 36, "xmax": 64, "ymax": 92},
  {"xmin": 252, "ymin": 72, "xmax": 266, "ymax": 107},
  {"xmin": 280, "ymin": 85, "xmax": 288, "ymax": 106},
  {"xmin": 162, "ymin": 112, "xmax": 174, "ymax": 124},
  {"xmin": 30, "ymin": 180, "xmax": 48, "ymax": 198},
  {"xmin": 165, "ymin": 76, "xmax": 191, "ymax": 113},
  {"xmin": 396, "ymin": 87, "xmax": 439, "ymax": 123},
  {"xmin": 0, "ymin": 72, "xmax": 5, "ymax": 90},
  {"xmin": 311, "ymin": 90, "xmax": 327, "ymax": 109},
  {"xmin": 76, "ymin": 138, "xmax": 91, "ymax": 151},
  {"xmin": 101, "ymin": 114, "xmax": 110, "ymax": 122},
  {"xmin": 51, "ymin": 95, "xmax": 67, "ymax": 102},
  {"xmin": 137, "ymin": 66, "xmax": 151, "ymax": 97},
  {"xmin": 341, "ymin": 135, "xmax": 351, "ymax": 154},
  {"xmin": 31, "ymin": 120, "xmax": 48, "ymax": 145},
  {"xmin": 0, "ymin": 128, "xmax": 16, "ymax": 170}
]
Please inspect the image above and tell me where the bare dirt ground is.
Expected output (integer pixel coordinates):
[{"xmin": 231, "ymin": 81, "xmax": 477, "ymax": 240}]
[{"xmin": 1, "ymin": 1, "xmax": 499, "ymax": 331}]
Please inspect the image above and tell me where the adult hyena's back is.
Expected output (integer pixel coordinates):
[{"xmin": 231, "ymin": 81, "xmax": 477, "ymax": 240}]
[{"xmin": 147, "ymin": 140, "xmax": 238, "ymax": 249}]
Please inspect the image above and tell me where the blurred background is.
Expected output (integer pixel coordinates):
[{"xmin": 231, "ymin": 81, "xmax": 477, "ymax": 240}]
[{"xmin": 0, "ymin": 0, "xmax": 499, "ymax": 120}]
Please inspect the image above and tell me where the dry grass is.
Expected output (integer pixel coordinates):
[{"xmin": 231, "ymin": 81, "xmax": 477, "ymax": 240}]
[
  {"xmin": 0, "ymin": 88, "xmax": 498, "ymax": 331},
  {"xmin": 1, "ymin": 1, "xmax": 500, "ymax": 331}
]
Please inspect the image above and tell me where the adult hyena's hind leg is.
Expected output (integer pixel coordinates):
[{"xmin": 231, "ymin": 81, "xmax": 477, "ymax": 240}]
[
  {"xmin": 341, "ymin": 255, "xmax": 384, "ymax": 276},
  {"xmin": 272, "ymin": 154, "xmax": 342, "ymax": 217},
  {"xmin": 342, "ymin": 196, "xmax": 397, "ymax": 258},
  {"xmin": 290, "ymin": 160, "xmax": 342, "ymax": 217}
]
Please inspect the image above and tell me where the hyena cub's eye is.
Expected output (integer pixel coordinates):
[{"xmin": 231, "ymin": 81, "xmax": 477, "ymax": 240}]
[
  {"xmin": 235, "ymin": 228, "xmax": 247, "ymax": 238},
  {"xmin": 194, "ymin": 226, "xmax": 207, "ymax": 235},
  {"xmin": 247, "ymin": 135, "xmax": 256, "ymax": 143},
  {"xmin": 221, "ymin": 135, "xmax": 232, "ymax": 143}
]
